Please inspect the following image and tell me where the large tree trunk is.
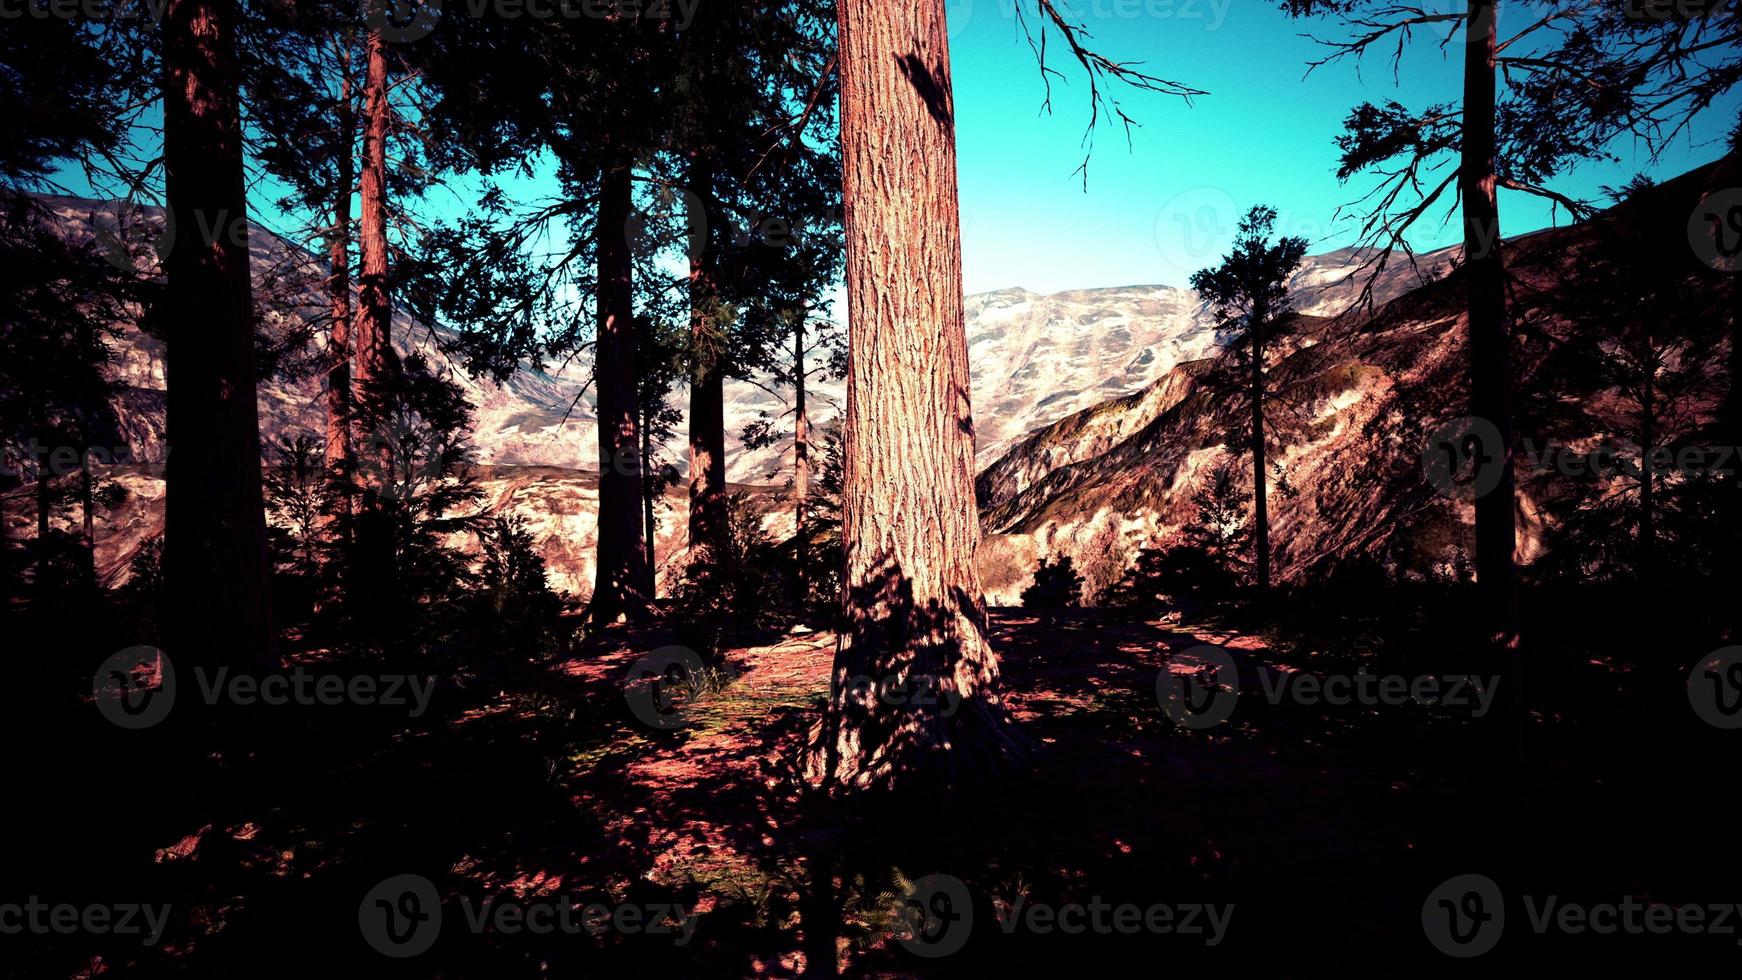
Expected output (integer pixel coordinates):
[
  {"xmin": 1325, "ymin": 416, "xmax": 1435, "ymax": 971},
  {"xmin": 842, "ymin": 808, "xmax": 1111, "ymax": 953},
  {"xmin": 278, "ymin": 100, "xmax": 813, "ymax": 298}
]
[
  {"xmin": 793, "ymin": 314, "xmax": 810, "ymax": 601},
  {"xmin": 1250, "ymin": 301, "xmax": 1270, "ymax": 595},
  {"xmin": 160, "ymin": 0, "xmax": 276, "ymax": 670},
  {"xmin": 687, "ymin": 163, "xmax": 727, "ymax": 558},
  {"xmin": 812, "ymin": 0, "xmax": 1022, "ymax": 793},
  {"xmin": 324, "ymin": 48, "xmax": 355, "ymax": 484},
  {"xmin": 1462, "ymin": 0, "xmax": 1524, "ymax": 809},
  {"xmin": 588, "ymin": 163, "xmax": 653, "ymax": 623}
]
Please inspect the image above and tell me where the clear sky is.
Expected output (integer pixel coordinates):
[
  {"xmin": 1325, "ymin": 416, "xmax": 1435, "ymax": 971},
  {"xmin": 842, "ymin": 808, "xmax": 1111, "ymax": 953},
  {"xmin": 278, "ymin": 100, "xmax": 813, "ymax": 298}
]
[
  {"xmin": 948, "ymin": 0, "xmax": 1741, "ymax": 294},
  {"xmin": 54, "ymin": 3, "xmax": 1739, "ymax": 302}
]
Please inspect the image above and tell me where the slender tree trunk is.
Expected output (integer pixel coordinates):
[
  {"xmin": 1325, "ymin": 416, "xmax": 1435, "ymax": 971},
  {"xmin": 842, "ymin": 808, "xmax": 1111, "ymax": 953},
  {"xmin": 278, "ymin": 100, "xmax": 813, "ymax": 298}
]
[
  {"xmin": 641, "ymin": 400, "xmax": 657, "ymax": 600},
  {"xmin": 589, "ymin": 163, "xmax": 653, "ymax": 623},
  {"xmin": 1639, "ymin": 367, "xmax": 1655, "ymax": 583},
  {"xmin": 687, "ymin": 163, "xmax": 727, "ymax": 558},
  {"xmin": 34, "ymin": 459, "xmax": 49, "ymax": 594},
  {"xmin": 324, "ymin": 49, "xmax": 355, "ymax": 486},
  {"xmin": 160, "ymin": 0, "xmax": 276, "ymax": 670},
  {"xmin": 1250, "ymin": 302, "xmax": 1270, "ymax": 596},
  {"xmin": 80, "ymin": 450, "xmax": 96, "ymax": 587},
  {"xmin": 349, "ymin": 27, "xmax": 397, "ymax": 633},
  {"xmin": 793, "ymin": 314, "xmax": 810, "ymax": 601},
  {"xmin": 1463, "ymin": 0, "xmax": 1518, "ymax": 652},
  {"xmin": 1462, "ymin": 0, "xmax": 1524, "ymax": 822},
  {"xmin": 1730, "ymin": 296, "xmax": 1741, "ymax": 641},
  {"xmin": 353, "ymin": 28, "xmax": 390, "ymax": 412},
  {"xmin": 812, "ymin": 0, "xmax": 1022, "ymax": 792}
]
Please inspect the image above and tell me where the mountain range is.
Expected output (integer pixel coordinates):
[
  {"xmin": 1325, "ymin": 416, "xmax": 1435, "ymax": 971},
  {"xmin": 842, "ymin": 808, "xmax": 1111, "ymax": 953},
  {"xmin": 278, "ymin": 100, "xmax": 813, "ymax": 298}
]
[{"xmin": 10, "ymin": 157, "xmax": 1732, "ymax": 603}]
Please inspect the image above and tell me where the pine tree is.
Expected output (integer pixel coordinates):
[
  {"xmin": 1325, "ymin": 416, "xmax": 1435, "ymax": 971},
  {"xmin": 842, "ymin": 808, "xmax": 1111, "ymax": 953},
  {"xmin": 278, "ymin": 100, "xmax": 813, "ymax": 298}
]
[{"xmin": 1190, "ymin": 205, "xmax": 1307, "ymax": 596}]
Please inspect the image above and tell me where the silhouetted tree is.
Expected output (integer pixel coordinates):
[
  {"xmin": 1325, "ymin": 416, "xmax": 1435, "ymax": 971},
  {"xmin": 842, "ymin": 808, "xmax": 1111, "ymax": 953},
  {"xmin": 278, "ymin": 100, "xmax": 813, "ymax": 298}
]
[
  {"xmin": 160, "ymin": 0, "xmax": 277, "ymax": 670},
  {"xmin": 1190, "ymin": 205, "xmax": 1308, "ymax": 596}
]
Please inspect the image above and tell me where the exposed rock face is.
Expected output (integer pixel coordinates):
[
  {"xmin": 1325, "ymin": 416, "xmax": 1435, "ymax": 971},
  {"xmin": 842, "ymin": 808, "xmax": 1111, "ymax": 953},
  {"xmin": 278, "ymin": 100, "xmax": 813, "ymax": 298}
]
[{"xmin": 973, "ymin": 161, "xmax": 1738, "ymax": 605}]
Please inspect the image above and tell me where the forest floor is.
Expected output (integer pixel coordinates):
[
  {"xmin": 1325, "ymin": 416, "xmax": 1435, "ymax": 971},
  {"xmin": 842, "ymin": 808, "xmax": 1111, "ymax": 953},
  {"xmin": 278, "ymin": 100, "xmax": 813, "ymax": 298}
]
[{"xmin": 10, "ymin": 606, "xmax": 1735, "ymax": 976}]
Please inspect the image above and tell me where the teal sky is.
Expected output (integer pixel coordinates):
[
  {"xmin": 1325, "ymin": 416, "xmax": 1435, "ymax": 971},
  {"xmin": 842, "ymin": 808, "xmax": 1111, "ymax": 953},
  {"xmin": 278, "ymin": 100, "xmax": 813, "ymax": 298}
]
[
  {"xmin": 949, "ymin": 0, "xmax": 1741, "ymax": 294},
  {"xmin": 51, "ymin": 3, "xmax": 1740, "ymax": 302}
]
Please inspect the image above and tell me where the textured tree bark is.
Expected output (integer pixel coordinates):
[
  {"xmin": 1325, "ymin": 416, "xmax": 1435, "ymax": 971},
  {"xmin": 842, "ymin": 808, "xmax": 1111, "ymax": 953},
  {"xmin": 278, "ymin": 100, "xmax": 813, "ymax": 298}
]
[
  {"xmin": 589, "ymin": 163, "xmax": 653, "ymax": 623},
  {"xmin": 812, "ymin": 0, "xmax": 1022, "ymax": 792},
  {"xmin": 352, "ymin": 28, "xmax": 389, "ymax": 407},
  {"xmin": 687, "ymin": 163, "xmax": 727, "ymax": 558},
  {"xmin": 160, "ymin": 0, "xmax": 276, "ymax": 670},
  {"xmin": 324, "ymin": 51, "xmax": 355, "ymax": 483}
]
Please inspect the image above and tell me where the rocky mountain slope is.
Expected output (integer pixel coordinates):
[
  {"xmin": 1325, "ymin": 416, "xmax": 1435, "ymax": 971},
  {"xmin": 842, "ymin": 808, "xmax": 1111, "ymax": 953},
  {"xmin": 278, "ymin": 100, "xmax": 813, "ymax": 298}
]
[{"xmin": 973, "ymin": 158, "xmax": 1739, "ymax": 604}]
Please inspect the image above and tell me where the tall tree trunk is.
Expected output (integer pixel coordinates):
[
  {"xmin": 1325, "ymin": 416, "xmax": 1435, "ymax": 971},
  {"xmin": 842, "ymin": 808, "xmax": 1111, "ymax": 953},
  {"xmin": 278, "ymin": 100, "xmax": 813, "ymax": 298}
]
[
  {"xmin": 80, "ymin": 450, "xmax": 96, "ymax": 587},
  {"xmin": 1730, "ymin": 292, "xmax": 1741, "ymax": 642},
  {"xmin": 34, "ymin": 458, "xmax": 49, "ymax": 595},
  {"xmin": 793, "ymin": 314, "xmax": 810, "ymax": 602},
  {"xmin": 1463, "ymin": 0, "xmax": 1518, "ymax": 652},
  {"xmin": 1250, "ymin": 301, "xmax": 1270, "ymax": 596},
  {"xmin": 349, "ymin": 27, "xmax": 397, "ymax": 633},
  {"xmin": 353, "ymin": 28, "xmax": 390, "ymax": 414},
  {"xmin": 813, "ymin": 0, "xmax": 1022, "ymax": 792},
  {"xmin": 160, "ymin": 0, "xmax": 276, "ymax": 670},
  {"xmin": 1462, "ymin": 0, "xmax": 1524, "ymax": 815},
  {"xmin": 1638, "ymin": 366, "xmax": 1655, "ymax": 583},
  {"xmin": 641, "ymin": 399, "xmax": 657, "ymax": 600},
  {"xmin": 687, "ymin": 163, "xmax": 727, "ymax": 558},
  {"xmin": 324, "ymin": 47, "xmax": 355, "ymax": 486},
  {"xmin": 589, "ymin": 163, "xmax": 653, "ymax": 623}
]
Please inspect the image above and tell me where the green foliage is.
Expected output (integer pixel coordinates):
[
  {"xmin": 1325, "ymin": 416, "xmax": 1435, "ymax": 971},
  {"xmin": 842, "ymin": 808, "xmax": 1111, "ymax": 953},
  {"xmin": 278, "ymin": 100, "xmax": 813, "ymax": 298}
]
[{"xmin": 1021, "ymin": 555, "xmax": 1084, "ymax": 611}]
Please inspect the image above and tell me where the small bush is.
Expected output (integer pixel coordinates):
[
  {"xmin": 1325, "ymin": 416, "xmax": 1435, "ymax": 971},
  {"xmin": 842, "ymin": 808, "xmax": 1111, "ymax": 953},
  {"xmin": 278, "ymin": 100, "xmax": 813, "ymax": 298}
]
[{"xmin": 1021, "ymin": 555, "xmax": 1084, "ymax": 611}]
